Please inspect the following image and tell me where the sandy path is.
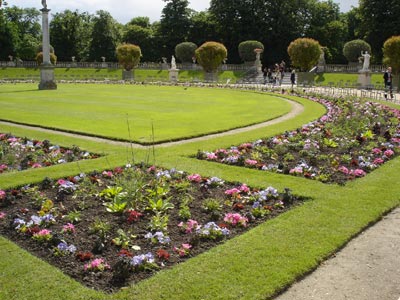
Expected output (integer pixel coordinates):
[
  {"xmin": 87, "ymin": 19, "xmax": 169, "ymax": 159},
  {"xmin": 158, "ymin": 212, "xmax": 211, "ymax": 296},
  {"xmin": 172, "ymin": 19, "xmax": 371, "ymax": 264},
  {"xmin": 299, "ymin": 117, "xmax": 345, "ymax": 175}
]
[{"xmin": 274, "ymin": 207, "xmax": 400, "ymax": 300}]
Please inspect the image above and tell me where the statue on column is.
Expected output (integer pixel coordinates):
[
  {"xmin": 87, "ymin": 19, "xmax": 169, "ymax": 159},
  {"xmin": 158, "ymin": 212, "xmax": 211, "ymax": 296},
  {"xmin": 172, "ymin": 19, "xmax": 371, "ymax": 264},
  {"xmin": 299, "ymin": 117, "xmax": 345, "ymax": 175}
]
[
  {"xmin": 41, "ymin": 0, "xmax": 47, "ymax": 9},
  {"xmin": 361, "ymin": 51, "xmax": 370, "ymax": 71}
]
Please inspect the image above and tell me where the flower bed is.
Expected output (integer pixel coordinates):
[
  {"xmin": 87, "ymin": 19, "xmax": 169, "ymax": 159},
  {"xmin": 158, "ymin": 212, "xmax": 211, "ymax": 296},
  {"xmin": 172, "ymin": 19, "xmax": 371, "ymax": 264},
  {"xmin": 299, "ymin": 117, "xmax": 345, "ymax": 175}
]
[
  {"xmin": 0, "ymin": 133, "xmax": 100, "ymax": 173},
  {"xmin": 0, "ymin": 165, "xmax": 306, "ymax": 292},
  {"xmin": 198, "ymin": 97, "xmax": 400, "ymax": 184}
]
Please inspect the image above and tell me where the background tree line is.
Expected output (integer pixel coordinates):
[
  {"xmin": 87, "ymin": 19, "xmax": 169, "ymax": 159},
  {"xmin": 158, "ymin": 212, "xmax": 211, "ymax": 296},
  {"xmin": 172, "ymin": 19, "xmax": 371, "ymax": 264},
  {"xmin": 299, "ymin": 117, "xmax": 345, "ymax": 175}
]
[{"xmin": 0, "ymin": 0, "xmax": 399, "ymax": 66}]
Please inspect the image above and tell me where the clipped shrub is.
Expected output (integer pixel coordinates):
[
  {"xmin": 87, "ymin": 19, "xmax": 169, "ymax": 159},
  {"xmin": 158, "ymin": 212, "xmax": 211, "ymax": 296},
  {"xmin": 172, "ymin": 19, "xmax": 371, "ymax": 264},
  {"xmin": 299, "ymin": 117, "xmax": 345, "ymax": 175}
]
[
  {"xmin": 36, "ymin": 52, "xmax": 57, "ymax": 65},
  {"xmin": 195, "ymin": 41, "xmax": 227, "ymax": 73},
  {"xmin": 343, "ymin": 39, "xmax": 371, "ymax": 63},
  {"xmin": 175, "ymin": 42, "xmax": 197, "ymax": 63},
  {"xmin": 238, "ymin": 40, "xmax": 264, "ymax": 62},
  {"xmin": 37, "ymin": 44, "xmax": 55, "ymax": 54},
  {"xmin": 287, "ymin": 38, "xmax": 322, "ymax": 72},
  {"xmin": 116, "ymin": 43, "xmax": 142, "ymax": 71},
  {"xmin": 383, "ymin": 36, "xmax": 400, "ymax": 74}
]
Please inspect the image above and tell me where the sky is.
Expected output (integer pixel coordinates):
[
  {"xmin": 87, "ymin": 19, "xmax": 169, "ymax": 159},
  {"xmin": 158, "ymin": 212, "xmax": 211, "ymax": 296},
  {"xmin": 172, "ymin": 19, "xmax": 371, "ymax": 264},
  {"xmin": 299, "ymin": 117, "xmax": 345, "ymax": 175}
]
[{"xmin": 8, "ymin": 0, "xmax": 359, "ymax": 24}]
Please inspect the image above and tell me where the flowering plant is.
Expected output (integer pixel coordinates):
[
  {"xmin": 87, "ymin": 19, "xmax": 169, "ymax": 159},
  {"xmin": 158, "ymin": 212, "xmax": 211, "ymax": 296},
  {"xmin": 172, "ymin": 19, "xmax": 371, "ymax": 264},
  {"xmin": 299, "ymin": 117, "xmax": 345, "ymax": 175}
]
[
  {"xmin": 32, "ymin": 229, "xmax": 52, "ymax": 242},
  {"xmin": 223, "ymin": 213, "xmax": 248, "ymax": 227},
  {"xmin": 178, "ymin": 219, "xmax": 199, "ymax": 233},
  {"xmin": 53, "ymin": 242, "xmax": 77, "ymax": 256},
  {"xmin": 84, "ymin": 258, "xmax": 111, "ymax": 272},
  {"xmin": 187, "ymin": 173, "xmax": 202, "ymax": 183},
  {"xmin": 144, "ymin": 231, "xmax": 171, "ymax": 244},
  {"xmin": 173, "ymin": 243, "xmax": 192, "ymax": 257},
  {"xmin": 129, "ymin": 253, "xmax": 157, "ymax": 271},
  {"xmin": 61, "ymin": 223, "xmax": 76, "ymax": 234},
  {"xmin": 196, "ymin": 222, "xmax": 230, "ymax": 240}
]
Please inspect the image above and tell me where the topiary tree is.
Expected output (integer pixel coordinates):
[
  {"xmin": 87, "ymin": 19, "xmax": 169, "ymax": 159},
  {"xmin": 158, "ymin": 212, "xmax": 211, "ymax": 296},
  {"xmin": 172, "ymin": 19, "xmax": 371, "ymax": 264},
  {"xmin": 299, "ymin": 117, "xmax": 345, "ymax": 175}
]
[
  {"xmin": 116, "ymin": 43, "xmax": 142, "ymax": 71},
  {"xmin": 383, "ymin": 36, "xmax": 400, "ymax": 75},
  {"xmin": 343, "ymin": 39, "xmax": 371, "ymax": 63},
  {"xmin": 195, "ymin": 41, "xmax": 227, "ymax": 73},
  {"xmin": 287, "ymin": 38, "xmax": 322, "ymax": 72},
  {"xmin": 238, "ymin": 40, "xmax": 264, "ymax": 62},
  {"xmin": 175, "ymin": 42, "xmax": 197, "ymax": 63},
  {"xmin": 35, "ymin": 52, "xmax": 57, "ymax": 65}
]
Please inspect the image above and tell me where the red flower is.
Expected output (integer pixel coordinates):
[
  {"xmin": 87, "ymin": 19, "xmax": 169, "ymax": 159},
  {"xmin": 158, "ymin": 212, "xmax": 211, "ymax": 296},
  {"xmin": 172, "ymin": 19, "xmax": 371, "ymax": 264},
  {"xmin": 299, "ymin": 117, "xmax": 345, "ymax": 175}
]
[
  {"xmin": 156, "ymin": 249, "xmax": 170, "ymax": 261},
  {"xmin": 127, "ymin": 209, "xmax": 143, "ymax": 223},
  {"xmin": 76, "ymin": 251, "xmax": 94, "ymax": 262},
  {"xmin": 118, "ymin": 249, "xmax": 133, "ymax": 257},
  {"xmin": 232, "ymin": 202, "xmax": 244, "ymax": 210}
]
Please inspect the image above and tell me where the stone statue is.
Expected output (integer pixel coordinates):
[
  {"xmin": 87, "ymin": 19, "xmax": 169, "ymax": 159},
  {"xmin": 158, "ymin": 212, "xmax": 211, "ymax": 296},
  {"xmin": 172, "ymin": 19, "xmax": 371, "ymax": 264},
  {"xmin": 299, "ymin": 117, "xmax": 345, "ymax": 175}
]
[
  {"xmin": 171, "ymin": 55, "xmax": 177, "ymax": 70},
  {"xmin": 41, "ymin": 0, "xmax": 47, "ymax": 9},
  {"xmin": 361, "ymin": 51, "xmax": 370, "ymax": 71}
]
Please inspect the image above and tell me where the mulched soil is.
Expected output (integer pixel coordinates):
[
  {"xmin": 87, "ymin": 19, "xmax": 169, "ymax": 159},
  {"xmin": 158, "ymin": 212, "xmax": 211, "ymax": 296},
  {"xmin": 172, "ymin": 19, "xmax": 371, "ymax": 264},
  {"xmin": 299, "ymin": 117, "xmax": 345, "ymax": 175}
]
[{"xmin": 0, "ymin": 167, "xmax": 307, "ymax": 293}]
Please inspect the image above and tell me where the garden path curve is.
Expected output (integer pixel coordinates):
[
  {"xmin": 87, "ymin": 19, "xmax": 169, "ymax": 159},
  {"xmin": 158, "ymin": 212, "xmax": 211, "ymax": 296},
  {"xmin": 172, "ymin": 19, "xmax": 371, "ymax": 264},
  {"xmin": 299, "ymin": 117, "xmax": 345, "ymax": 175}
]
[{"xmin": 0, "ymin": 97, "xmax": 303, "ymax": 148}]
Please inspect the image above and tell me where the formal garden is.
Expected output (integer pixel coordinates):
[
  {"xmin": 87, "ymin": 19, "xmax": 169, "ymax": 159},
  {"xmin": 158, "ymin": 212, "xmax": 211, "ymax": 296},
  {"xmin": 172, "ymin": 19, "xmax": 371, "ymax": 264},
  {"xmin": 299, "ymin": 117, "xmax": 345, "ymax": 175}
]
[{"xmin": 1, "ymin": 79, "xmax": 400, "ymax": 299}]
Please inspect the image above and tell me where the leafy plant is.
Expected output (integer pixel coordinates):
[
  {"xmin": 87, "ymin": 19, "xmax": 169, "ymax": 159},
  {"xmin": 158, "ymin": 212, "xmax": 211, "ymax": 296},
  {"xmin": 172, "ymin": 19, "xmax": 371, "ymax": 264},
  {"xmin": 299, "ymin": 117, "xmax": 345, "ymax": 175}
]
[
  {"xmin": 148, "ymin": 214, "xmax": 169, "ymax": 232},
  {"xmin": 146, "ymin": 186, "xmax": 174, "ymax": 214},
  {"xmin": 202, "ymin": 198, "xmax": 222, "ymax": 220},
  {"xmin": 112, "ymin": 229, "xmax": 138, "ymax": 249},
  {"xmin": 64, "ymin": 210, "xmax": 81, "ymax": 224},
  {"xmin": 89, "ymin": 218, "xmax": 111, "ymax": 241}
]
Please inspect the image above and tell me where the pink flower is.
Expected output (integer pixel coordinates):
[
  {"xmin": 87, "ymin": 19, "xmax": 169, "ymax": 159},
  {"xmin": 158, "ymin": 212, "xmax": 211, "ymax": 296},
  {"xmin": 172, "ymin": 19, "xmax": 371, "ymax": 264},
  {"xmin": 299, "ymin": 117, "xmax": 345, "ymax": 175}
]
[
  {"xmin": 223, "ymin": 213, "xmax": 248, "ymax": 227},
  {"xmin": 0, "ymin": 190, "xmax": 6, "ymax": 200},
  {"xmin": 57, "ymin": 179, "xmax": 67, "ymax": 185},
  {"xmin": 206, "ymin": 153, "xmax": 218, "ymax": 160},
  {"xmin": 187, "ymin": 174, "xmax": 202, "ymax": 183},
  {"xmin": 289, "ymin": 167, "xmax": 303, "ymax": 175},
  {"xmin": 244, "ymin": 159, "xmax": 258, "ymax": 166},
  {"xmin": 372, "ymin": 148, "xmax": 382, "ymax": 155},
  {"xmin": 84, "ymin": 258, "xmax": 110, "ymax": 272},
  {"xmin": 338, "ymin": 166, "xmax": 349, "ymax": 174},
  {"xmin": 352, "ymin": 169, "xmax": 366, "ymax": 177},
  {"xmin": 224, "ymin": 188, "xmax": 241, "ymax": 196},
  {"xmin": 384, "ymin": 149, "xmax": 394, "ymax": 157},
  {"xmin": 0, "ymin": 212, "xmax": 6, "ymax": 219},
  {"xmin": 178, "ymin": 219, "xmax": 199, "ymax": 233},
  {"xmin": 102, "ymin": 171, "xmax": 113, "ymax": 178},
  {"xmin": 62, "ymin": 223, "xmax": 76, "ymax": 234},
  {"xmin": 373, "ymin": 158, "xmax": 384, "ymax": 165},
  {"xmin": 239, "ymin": 184, "xmax": 250, "ymax": 193},
  {"xmin": 31, "ymin": 163, "xmax": 42, "ymax": 168},
  {"xmin": 173, "ymin": 243, "xmax": 192, "ymax": 257},
  {"xmin": 147, "ymin": 165, "xmax": 156, "ymax": 173}
]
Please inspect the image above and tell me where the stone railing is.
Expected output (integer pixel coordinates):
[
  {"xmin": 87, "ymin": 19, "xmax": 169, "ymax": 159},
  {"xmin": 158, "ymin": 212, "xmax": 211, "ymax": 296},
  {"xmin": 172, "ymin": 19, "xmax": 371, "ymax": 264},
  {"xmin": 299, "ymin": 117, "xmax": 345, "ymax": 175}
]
[
  {"xmin": 0, "ymin": 60, "xmax": 248, "ymax": 71},
  {"xmin": 323, "ymin": 64, "xmax": 386, "ymax": 73}
]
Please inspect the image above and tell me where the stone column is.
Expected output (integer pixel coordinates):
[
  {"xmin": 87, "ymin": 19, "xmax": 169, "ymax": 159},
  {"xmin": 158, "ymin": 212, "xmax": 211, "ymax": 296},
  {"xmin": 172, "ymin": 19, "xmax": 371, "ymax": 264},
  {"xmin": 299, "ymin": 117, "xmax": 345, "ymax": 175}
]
[{"xmin": 39, "ymin": 7, "xmax": 57, "ymax": 90}]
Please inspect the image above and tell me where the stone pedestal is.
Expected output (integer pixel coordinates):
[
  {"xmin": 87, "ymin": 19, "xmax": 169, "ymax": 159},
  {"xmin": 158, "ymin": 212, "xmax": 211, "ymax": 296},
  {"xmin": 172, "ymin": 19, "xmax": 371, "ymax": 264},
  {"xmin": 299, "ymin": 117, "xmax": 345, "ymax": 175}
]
[
  {"xmin": 169, "ymin": 69, "xmax": 179, "ymax": 82},
  {"xmin": 122, "ymin": 70, "xmax": 134, "ymax": 81},
  {"xmin": 39, "ymin": 63, "xmax": 57, "ymax": 89},
  {"xmin": 358, "ymin": 70, "xmax": 371, "ymax": 89}
]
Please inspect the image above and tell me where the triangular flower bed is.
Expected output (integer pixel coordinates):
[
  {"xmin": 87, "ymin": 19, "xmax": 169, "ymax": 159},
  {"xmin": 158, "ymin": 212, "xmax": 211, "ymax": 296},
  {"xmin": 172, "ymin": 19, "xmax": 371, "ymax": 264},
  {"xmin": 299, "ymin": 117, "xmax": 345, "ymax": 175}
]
[{"xmin": 0, "ymin": 165, "xmax": 307, "ymax": 292}]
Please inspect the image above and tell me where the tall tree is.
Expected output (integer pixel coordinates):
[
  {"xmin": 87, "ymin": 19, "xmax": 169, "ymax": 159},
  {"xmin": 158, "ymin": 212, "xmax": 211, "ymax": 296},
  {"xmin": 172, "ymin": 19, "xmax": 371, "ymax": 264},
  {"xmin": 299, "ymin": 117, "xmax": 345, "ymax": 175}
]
[
  {"xmin": 50, "ymin": 10, "xmax": 93, "ymax": 61},
  {"xmin": 122, "ymin": 22, "xmax": 156, "ymax": 62},
  {"xmin": 1, "ymin": 6, "xmax": 41, "ymax": 60},
  {"xmin": 358, "ymin": 0, "xmax": 400, "ymax": 62},
  {"xmin": 158, "ymin": 0, "xmax": 191, "ymax": 58},
  {"xmin": 88, "ymin": 10, "xmax": 120, "ymax": 61}
]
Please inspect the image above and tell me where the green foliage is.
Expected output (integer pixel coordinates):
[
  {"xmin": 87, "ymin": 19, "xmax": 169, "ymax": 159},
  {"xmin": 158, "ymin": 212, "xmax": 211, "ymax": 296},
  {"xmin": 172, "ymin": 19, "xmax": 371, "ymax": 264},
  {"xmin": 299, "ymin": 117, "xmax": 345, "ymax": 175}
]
[
  {"xmin": 195, "ymin": 41, "xmax": 227, "ymax": 73},
  {"xmin": 383, "ymin": 36, "xmax": 400, "ymax": 75},
  {"xmin": 238, "ymin": 40, "xmax": 264, "ymax": 62},
  {"xmin": 287, "ymin": 38, "xmax": 322, "ymax": 71},
  {"xmin": 112, "ymin": 229, "xmax": 138, "ymax": 249},
  {"xmin": 148, "ymin": 214, "xmax": 169, "ymax": 232},
  {"xmin": 343, "ymin": 39, "xmax": 371, "ymax": 62},
  {"xmin": 146, "ymin": 186, "xmax": 174, "ymax": 213},
  {"xmin": 202, "ymin": 198, "xmax": 222, "ymax": 219},
  {"xmin": 116, "ymin": 43, "xmax": 141, "ymax": 71},
  {"xmin": 88, "ymin": 218, "xmax": 111, "ymax": 240},
  {"xmin": 64, "ymin": 210, "xmax": 82, "ymax": 224},
  {"xmin": 175, "ymin": 42, "xmax": 197, "ymax": 63},
  {"xmin": 35, "ymin": 52, "xmax": 57, "ymax": 65}
]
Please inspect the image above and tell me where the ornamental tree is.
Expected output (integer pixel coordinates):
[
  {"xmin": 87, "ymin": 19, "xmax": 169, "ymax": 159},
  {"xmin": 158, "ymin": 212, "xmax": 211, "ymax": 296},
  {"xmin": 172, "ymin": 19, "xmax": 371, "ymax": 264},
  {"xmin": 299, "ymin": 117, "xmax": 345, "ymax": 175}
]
[
  {"xmin": 116, "ymin": 43, "xmax": 141, "ymax": 71},
  {"xmin": 35, "ymin": 52, "xmax": 57, "ymax": 65},
  {"xmin": 383, "ymin": 36, "xmax": 400, "ymax": 74},
  {"xmin": 175, "ymin": 42, "xmax": 197, "ymax": 63},
  {"xmin": 287, "ymin": 38, "xmax": 322, "ymax": 71},
  {"xmin": 195, "ymin": 41, "xmax": 227, "ymax": 73},
  {"xmin": 238, "ymin": 40, "xmax": 264, "ymax": 62},
  {"xmin": 343, "ymin": 39, "xmax": 371, "ymax": 63}
]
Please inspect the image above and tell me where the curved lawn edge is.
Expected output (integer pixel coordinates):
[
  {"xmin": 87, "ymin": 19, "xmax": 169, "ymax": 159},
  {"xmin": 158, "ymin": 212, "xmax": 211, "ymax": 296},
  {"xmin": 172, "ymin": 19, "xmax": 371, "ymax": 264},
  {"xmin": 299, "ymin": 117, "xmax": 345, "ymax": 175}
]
[{"xmin": 2, "ymin": 93, "xmax": 399, "ymax": 299}]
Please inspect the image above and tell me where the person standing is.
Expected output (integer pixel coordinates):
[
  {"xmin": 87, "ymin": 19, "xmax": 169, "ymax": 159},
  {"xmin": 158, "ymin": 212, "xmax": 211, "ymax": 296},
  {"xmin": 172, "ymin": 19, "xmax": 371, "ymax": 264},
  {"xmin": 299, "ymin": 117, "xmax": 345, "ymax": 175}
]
[
  {"xmin": 383, "ymin": 67, "xmax": 393, "ymax": 99},
  {"xmin": 290, "ymin": 69, "xmax": 296, "ymax": 90}
]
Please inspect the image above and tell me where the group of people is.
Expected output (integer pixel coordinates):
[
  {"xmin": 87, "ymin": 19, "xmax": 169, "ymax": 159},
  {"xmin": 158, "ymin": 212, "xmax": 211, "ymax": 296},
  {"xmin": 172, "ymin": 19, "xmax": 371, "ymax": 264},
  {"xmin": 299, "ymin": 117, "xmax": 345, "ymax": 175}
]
[{"xmin": 262, "ymin": 60, "xmax": 296, "ymax": 88}]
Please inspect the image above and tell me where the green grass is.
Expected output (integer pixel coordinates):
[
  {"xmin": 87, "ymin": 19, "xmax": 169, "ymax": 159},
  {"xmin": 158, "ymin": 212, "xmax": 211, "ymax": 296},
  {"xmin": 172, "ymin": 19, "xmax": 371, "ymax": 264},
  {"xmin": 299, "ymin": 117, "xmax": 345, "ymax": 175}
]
[
  {"xmin": 0, "ymin": 67, "xmax": 244, "ymax": 83},
  {"xmin": 0, "ymin": 86, "xmax": 399, "ymax": 300},
  {"xmin": 314, "ymin": 72, "xmax": 385, "ymax": 87},
  {"xmin": 0, "ymin": 84, "xmax": 290, "ymax": 144}
]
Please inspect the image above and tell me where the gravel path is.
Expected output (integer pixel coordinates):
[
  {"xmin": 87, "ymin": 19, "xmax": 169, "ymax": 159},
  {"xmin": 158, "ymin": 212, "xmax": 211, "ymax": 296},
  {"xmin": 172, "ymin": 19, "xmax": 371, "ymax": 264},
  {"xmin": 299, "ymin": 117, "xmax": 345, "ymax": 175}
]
[{"xmin": 274, "ymin": 207, "xmax": 400, "ymax": 300}]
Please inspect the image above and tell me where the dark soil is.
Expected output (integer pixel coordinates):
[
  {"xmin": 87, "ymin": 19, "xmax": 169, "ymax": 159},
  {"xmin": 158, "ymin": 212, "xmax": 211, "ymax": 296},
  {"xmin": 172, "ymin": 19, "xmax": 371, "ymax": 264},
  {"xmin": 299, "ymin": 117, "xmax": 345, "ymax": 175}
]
[{"xmin": 0, "ymin": 166, "xmax": 307, "ymax": 293}]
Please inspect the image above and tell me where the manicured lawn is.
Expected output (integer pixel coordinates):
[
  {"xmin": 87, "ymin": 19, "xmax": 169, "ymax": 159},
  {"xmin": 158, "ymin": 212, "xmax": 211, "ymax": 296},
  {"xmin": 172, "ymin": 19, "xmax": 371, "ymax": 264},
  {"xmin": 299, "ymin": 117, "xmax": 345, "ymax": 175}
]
[
  {"xmin": 0, "ymin": 86, "xmax": 399, "ymax": 300},
  {"xmin": 0, "ymin": 84, "xmax": 290, "ymax": 144}
]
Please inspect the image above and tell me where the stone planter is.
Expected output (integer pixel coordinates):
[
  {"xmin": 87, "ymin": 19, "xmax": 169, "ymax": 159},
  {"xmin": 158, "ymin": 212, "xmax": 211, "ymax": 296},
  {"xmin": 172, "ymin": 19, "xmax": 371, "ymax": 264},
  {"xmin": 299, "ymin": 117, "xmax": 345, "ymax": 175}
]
[
  {"xmin": 122, "ymin": 70, "xmax": 134, "ymax": 81},
  {"xmin": 297, "ymin": 72, "xmax": 315, "ymax": 86},
  {"xmin": 204, "ymin": 72, "xmax": 218, "ymax": 82}
]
